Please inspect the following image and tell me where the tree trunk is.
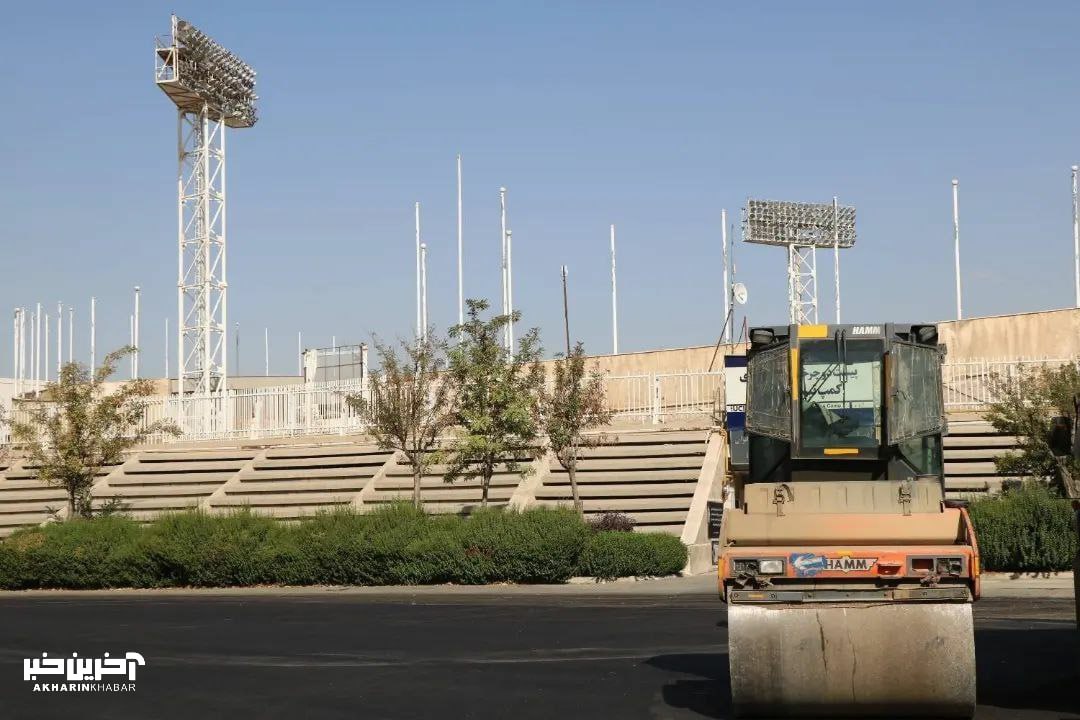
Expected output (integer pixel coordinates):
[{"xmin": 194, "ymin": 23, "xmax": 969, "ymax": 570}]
[
  {"xmin": 413, "ymin": 466, "xmax": 423, "ymax": 509},
  {"xmin": 68, "ymin": 486, "xmax": 76, "ymax": 519},
  {"xmin": 568, "ymin": 461, "xmax": 583, "ymax": 518},
  {"xmin": 481, "ymin": 465, "xmax": 491, "ymax": 508}
]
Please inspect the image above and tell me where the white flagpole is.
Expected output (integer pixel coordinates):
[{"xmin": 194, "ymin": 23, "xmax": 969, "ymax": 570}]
[
  {"xmin": 457, "ymin": 154, "xmax": 464, "ymax": 326},
  {"xmin": 415, "ymin": 201, "xmax": 422, "ymax": 339},
  {"xmin": 952, "ymin": 179, "xmax": 963, "ymax": 320},
  {"xmin": 610, "ymin": 224, "xmax": 619, "ymax": 355}
]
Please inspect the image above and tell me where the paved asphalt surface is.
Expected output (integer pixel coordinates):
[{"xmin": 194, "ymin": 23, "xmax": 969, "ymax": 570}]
[{"xmin": 0, "ymin": 589, "xmax": 1075, "ymax": 720}]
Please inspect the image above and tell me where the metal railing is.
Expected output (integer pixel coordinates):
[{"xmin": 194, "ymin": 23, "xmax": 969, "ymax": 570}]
[
  {"xmin": 941, "ymin": 357, "xmax": 1077, "ymax": 410},
  {"xmin": 5, "ymin": 357, "xmax": 1077, "ymax": 446}
]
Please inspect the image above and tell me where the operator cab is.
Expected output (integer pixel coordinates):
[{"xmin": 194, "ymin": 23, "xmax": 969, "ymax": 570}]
[{"xmin": 745, "ymin": 323, "xmax": 946, "ymax": 488}]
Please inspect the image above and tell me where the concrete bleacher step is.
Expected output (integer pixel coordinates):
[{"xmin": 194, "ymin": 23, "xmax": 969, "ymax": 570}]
[
  {"xmin": 547, "ymin": 469, "xmax": 698, "ymax": 484},
  {"xmin": 0, "ymin": 487, "xmax": 73, "ymax": 502},
  {"xmin": 944, "ymin": 434, "xmax": 1019, "ymax": 448},
  {"xmin": 572, "ymin": 456, "xmax": 703, "ymax": 471},
  {"xmin": 226, "ymin": 478, "xmax": 371, "ymax": 494},
  {"xmin": 107, "ymin": 473, "xmax": 238, "ymax": 486},
  {"xmin": 251, "ymin": 455, "xmax": 389, "ymax": 471},
  {"xmin": 943, "ymin": 447, "xmax": 1012, "ymax": 460},
  {"xmin": 213, "ymin": 493, "xmax": 356, "ymax": 507},
  {"xmin": 0, "ymin": 513, "xmax": 58, "ymax": 534},
  {"xmin": 577, "ymin": 443, "xmax": 705, "ymax": 459},
  {"xmin": 943, "ymin": 460, "xmax": 999, "ymax": 475},
  {"xmin": 261, "ymin": 445, "xmax": 391, "ymax": 460},
  {"xmin": 374, "ymin": 486, "xmax": 517, "ymax": 502},
  {"xmin": 536, "ymin": 482, "xmax": 694, "ymax": 499}
]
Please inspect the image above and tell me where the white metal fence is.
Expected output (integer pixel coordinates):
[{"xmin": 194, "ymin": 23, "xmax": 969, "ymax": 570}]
[
  {"xmin": 4, "ymin": 357, "xmax": 1076, "ymax": 446},
  {"xmin": 941, "ymin": 357, "xmax": 1077, "ymax": 410}
]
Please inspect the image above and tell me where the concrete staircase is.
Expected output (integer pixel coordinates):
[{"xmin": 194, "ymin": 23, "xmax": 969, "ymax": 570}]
[
  {"xmin": 0, "ymin": 460, "xmax": 69, "ymax": 537},
  {"xmin": 944, "ymin": 418, "xmax": 1024, "ymax": 497},
  {"xmin": 365, "ymin": 452, "xmax": 537, "ymax": 513},
  {"xmin": 208, "ymin": 444, "xmax": 394, "ymax": 519},
  {"xmin": 534, "ymin": 429, "xmax": 708, "ymax": 534},
  {"xmin": 91, "ymin": 450, "xmax": 258, "ymax": 521},
  {"xmin": 0, "ymin": 428, "xmax": 721, "ymax": 539}
]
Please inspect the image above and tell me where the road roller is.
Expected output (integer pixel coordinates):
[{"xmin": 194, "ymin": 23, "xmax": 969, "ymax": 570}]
[{"xmin": 718, "ymin": 323, "xmax": 980, "ymax": 717}]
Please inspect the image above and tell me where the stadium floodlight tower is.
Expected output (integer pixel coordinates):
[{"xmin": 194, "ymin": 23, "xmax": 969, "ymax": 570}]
[
  {"xmin": 155, "ymin": 15, "xmax": 257, "ymax": 413},
  {"xmin": 742, "ymin": 198, "xmax": 856, "ymax": 324}
]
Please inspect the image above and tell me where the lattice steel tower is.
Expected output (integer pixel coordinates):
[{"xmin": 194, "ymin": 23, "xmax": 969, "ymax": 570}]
[
  {"xmin": 743, "ymin": 199, "xmax": 856, "ymax": 324},
  {"xmin": 155, "ymin": 15, "xmax": 257, "ymax": 399}
]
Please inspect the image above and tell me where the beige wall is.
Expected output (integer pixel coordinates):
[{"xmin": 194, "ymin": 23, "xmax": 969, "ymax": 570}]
[
  {"xmin": 541, "ymin": 343, "xmax": 744, "ymax": 377},
  {"xmin": 73, "ymin": 307, "xmax": 1080, "ymax": 395},
  {"xmin": 937, "ymin": 307, "xmax": 1080, "ymax": 360}
]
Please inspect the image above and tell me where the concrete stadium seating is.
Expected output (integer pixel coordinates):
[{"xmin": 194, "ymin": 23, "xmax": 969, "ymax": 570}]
[
  {"xmin": 91, "ymin": 449, "xmax": 259, "ymax": 522},
  {"xmin": 208, "ymin": 444, "xmax": 394, "ymax": 519},
  {"xmin": 534, "ymin": 429, "xmax": 708, "ymax": 534},
  {"xmin": 0, "ymin": 416, "xmax": 1026, "ymax": 540},
  {"xmin": 944, "ymin": 417, "xmax": 1024, "ymax": 496}
]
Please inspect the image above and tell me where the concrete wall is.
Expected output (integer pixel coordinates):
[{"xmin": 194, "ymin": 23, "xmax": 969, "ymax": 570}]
[
  {"xmin": 541, "ymin": 343, "xmax": 744, "ymax": 377},
  {"xmin": 937, "ymin": 307, "xmax": 1080, "ymax": 360}
]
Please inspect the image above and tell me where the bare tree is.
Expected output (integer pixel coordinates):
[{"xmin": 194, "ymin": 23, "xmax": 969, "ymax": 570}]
[
  {"xmin": 10, "ymin": 347, "xmax": 180, "ymax": 518},
  {"xmin": 540, "ymin": 342, "xmax": 614, "ymax": 517},
  {"xmin": 444, "ymin": 299, "xmax": 544, "ymax": 507},
  {"xmin": 346, "ymin": 334, "xmax": 455, "ymax": 508}
]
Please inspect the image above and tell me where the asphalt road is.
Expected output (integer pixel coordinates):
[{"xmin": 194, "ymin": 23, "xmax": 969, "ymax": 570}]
[{"xmin": 0, "ymin": 591, "xmax": 1075, "ymax": 720}]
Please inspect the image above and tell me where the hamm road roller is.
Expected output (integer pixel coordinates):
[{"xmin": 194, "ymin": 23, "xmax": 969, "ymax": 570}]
[{"xmin": 718, "ymin": 323, "xmax": 979, "ymax": 717}]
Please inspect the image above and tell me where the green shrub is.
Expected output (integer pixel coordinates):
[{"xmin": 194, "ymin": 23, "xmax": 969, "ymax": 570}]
[
  {"xmin": 969, "ymin": 482, "xmax": 1078, "ymax": 572},
  {"xmin": 576, "ymin": 531, "xmax": 688, "ymax": 580},
  {"xmin": 0, "ymin": 516, "xmax": 152, "ymax": 589},
  {"xmin": 144, "ymin": 510, "xmax": 285, "ymax": 587},
  {"xmin": 0, "ymin": 503, "xmax": 688, "ymax": 589},
  {"xmin": 460, "ymin": 507, "xmax": 590, "ymax": 583}
]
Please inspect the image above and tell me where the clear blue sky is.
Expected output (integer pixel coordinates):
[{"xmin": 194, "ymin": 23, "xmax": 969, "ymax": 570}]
[{"xmin": 4, "ymin": 1, "xmax": 1079, "ymax": 377}]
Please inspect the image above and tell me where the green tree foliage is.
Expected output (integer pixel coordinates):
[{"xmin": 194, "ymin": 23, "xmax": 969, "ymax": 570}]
[
  {"xmin": 444, "ymin": 299, "xmax": 545, "ymax": 507},
  {"xmin": 346, "ymin": 334, "xmax": 455, "ymax": 508},
  {"xmin": 984, "ymin": 363, "xmax": 1080, "ymax": 497},
  {"xmin": 9, "ymin": 348, "xmax": 179, "ymax": 518},
  {"xmin": 539, "ymin": 342, "xmax": 614, "ymax": 517}
]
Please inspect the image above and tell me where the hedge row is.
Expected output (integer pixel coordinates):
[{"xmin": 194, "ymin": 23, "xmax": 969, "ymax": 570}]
[
  {"xmin": 968, "ymin": 482, "xmax": 1078, "ymax": 572},
  {"xmin": 0, "ymin": 505, "xmax": 687, "ymax": 590}
]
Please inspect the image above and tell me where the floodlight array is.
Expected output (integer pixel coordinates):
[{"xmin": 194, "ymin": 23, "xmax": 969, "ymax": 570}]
[
  {"xmin": 171, "ymin": 18, "xmax": 258, "ymax": 127},
  {"xmin": 743, "ymin": 199, "xmax": 856, "ymax": 248}
]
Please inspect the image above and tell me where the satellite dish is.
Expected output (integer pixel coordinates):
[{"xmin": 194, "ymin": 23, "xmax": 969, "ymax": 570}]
[{"xmin": 733, "ymin": 282, "xmax": 748, "ymax": 306}]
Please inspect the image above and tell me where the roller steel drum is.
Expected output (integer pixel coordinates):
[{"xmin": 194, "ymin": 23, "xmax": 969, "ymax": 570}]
[{"xmin": 728, "ymin": 603, "xmax": 975, "ymax": 718}]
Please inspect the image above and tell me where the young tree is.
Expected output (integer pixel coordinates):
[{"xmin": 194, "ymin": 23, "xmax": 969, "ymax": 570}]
[
  {"xmin": 444, "ymin": 299, "xmax": 544, "ymax": 507},
  {"xmin": 10, "ymin": 347, "xmax": 180, "ymax": 518},
  {"xmin": 346, "ymin": 334, "xmax": 455, "ymax": 508},
  {"xmin": 984, "ymin": 362, "xmax": 1080, "ymax": 498},
  {"xmin": 539, "ymin": 342, "xmax": 614, "ymax": 517}
]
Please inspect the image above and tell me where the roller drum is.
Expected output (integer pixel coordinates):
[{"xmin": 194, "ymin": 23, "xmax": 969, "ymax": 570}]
[{"xmin": 728, "ymin": 603, "xmax": 975, "ymax": 718}]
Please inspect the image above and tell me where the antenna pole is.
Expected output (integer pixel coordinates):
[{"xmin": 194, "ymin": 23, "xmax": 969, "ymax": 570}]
[
  {"xmin": 721, "ymin": 209, "xmax": 730, "ymax": 343},
  {"xmin": 561, "ymin": 265, "xmax": 571, "ymax": 357},
  {"xmin": 264, "ymin": 327, "xmax": 269, "ymax": 377},
  {"xmin": 133, "ymin": 286, "xmax": 141, "ymax": 379}
]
